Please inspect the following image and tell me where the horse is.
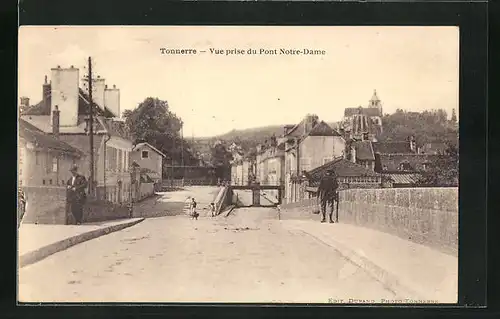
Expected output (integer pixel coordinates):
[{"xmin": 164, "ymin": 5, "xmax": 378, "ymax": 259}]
[{"xmin": 317, "ymin": 172, "xmax": 339, "ymax": 223}]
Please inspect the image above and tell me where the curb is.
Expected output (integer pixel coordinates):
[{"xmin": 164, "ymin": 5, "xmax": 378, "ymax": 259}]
[
  {"xmin": 287, "ymin": 227, "xmax": 424, "ymax": 300},
  {"xmin": 19, "ymin": 218, "xmax": 145, "ymax": 268}
]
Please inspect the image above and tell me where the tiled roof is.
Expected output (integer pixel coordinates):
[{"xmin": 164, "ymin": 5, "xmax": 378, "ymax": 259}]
[
  {"xmin": 19, "ymin": 119, "xmax": 83, "ymax": 156},
  {"xmin": 133, "ymin": 142, "xmax": 166, "ymax": 157},
  {"xmin": 384, "ymin": 173, "xmax": 420, "ymax": 185},
  {"xmin": 20, "ymin": 115, "xmax": 106, "ymax": 134},
  {"xmin": 372, "ymin": 141, "xmax": 412, "ymax": 154},
  {"xmin": 378, "ymin": 154, "xmax": 438, "ymax": 172},
  {"xmin": 22, "ymin": 88, "xmax": 116, "ymax": 118},
  {"xmin": 307, "ymin": 121, "xmax": 341, "ymax": 137},
  {"xmin": 344, "ymin": 107, "xmax": 381, "ymax": 118},
  {"xmin": 354, "ymin": 140, "xmax": 375, "ymax": 161},
  {"xmin": 307, "ymin": 157, "xmax": 379, "ymax": 182},
  {"xmin": 284, "ymin": 119, "xmax": 306, "ymax": 138}
]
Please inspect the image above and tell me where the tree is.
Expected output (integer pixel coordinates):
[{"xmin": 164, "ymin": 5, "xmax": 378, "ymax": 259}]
[
  {"xmin": 414, "ymin": 143, "xmax": 459, "ymax": 187},
  {"xmin": 210, "ymin": 142, "xmax": 233, "ymax": 180},
  {"xmin": 123, "ymin": 97, "xmax": 196, "ymax": 166},
  {"xmin": 379, "ymin": 109, "xmax": 458, "ymax": 146},
  {"xmin": 450, "ymin": 108, "xmax": 458, "ymax": 126}
]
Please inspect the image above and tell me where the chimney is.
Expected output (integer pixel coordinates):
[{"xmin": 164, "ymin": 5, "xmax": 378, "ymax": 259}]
[
  {"xmin": 93, "ymin": 77, "xmax": 106, "ymax": 113},
  {"xmin": 51, "ymin": 66, "xmax": 79, "ymax": 127},
  {"xmin": 20, "ymin": 97, "xmax": 30, "ymax": 108},
  {"xmin": 52, "ymin": 105, "xmax": 60, "ymax": 138},
  {"xmin": 104, "ymin": 85, "xmax": 120, "ymax": 118},
  {"xmin": 304, "ymin": 114, "xmax": 317, "ymax": 134},
  {"xmin": 43, "ymin": 75, "xmax": 51, "ymax": 110}
]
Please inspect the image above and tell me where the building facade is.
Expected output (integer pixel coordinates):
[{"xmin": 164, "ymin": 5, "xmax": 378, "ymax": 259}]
[
  {"xmin": 18, "ymin": 118, "xmax": 83, "ymax": 187},
  {"xmin": 20, "ymin": 65, "xmax": 133, "ymax": 205},
  {"xmin": 130, "ymin": 142, "xmax": 166, "ymax": 184},
  {"xmin": 283, "ymin": 115, "xmax": 346, "ymax": 204}
]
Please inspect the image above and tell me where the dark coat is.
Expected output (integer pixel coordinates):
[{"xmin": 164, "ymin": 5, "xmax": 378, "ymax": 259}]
[
  {"xmin": 318, "ymin": 175, "xmax": 339, "ymax": 200},
  {"xmin": 67, "ymin": 174, "xmax": 88, "ymax": 204}
]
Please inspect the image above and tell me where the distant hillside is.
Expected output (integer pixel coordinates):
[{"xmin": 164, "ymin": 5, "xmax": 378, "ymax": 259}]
[
  {"xmin": 197, "ymin": 122, "xmax": 339, "ymax": 142},
  {"xmin": 192, "ymin": 109, "xmax": 457, "ymax": 156}
]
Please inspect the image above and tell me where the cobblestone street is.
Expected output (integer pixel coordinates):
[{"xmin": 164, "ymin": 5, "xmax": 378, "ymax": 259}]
[{"xmin": 19, "ymin": 204, "xmax": 396, "ymax": 303}]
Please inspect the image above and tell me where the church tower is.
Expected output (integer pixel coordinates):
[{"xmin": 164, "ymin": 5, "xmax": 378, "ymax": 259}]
[{"xmin": 368, "ymin": 89, "xmax": 383, "ymax": 116}]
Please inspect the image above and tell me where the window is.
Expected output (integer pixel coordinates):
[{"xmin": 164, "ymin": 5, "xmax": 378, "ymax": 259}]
[
  {"xmin": 42, "ymin": 179, "xmax": 46, "ymax": 185},
  {"xmin": 35, "ymin": 151, "xmax": 40, "ymax": 165},
  {"xmin": 142, "ymin": 150, "xmax": 149, "ymax": 159},
  {"xmin": 52, "ymin": 157, "xmax": 58, "ymax": 173},
  {"xmin": 49, "ymin": 179, "xmax": 52, "ymax": 185},
  {"xmin": 61, "ymin": 180, "xmax": 64, "ymax": 185}
]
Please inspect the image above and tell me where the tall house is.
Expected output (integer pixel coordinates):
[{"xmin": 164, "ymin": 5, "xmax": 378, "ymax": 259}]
[
  {"xmin": 283, "ymin": 114, "xmax": 346, "ymax": 204},
  {"xmin": 20, "ymin": 66, "xmax": 132, "ymax": 205}
]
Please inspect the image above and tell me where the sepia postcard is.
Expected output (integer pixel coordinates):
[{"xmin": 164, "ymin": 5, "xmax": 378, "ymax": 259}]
[{"xmin": 17, "ymin": 26, "xmax": 459, "ymax": 304}]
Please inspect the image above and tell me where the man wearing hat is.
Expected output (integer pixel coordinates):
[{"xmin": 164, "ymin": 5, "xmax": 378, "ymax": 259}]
[
  {"xmin": 317, "ymin": 168, "xmax": 339, "ymax": 223},
  {"xmin": 67, "ymin": 165, "xmax": 88, "ymax": 225}
]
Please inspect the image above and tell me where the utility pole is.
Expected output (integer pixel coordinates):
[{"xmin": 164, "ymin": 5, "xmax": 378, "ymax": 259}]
[
  {"xmin": 88, "ymin": 57, "xmax": 95, "ymax": 196},
  {"xmin": 181, "ymin": 122, "xmax": 184, "ymax": 186}
]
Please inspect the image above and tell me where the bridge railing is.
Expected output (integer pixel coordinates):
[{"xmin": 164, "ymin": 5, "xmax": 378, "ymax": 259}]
[{"xmin": 279, "ymin": 187, "xmax": 458, "ymax": 256}]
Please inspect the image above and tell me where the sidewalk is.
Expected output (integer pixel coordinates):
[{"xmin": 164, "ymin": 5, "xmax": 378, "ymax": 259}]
[
  {"xmin": 280, "ymin": 219, "xmax": 458, "ymax": 303},
  {"xmin": 18, "ymin": 218, "xmax": 144, "ymax": 268}
]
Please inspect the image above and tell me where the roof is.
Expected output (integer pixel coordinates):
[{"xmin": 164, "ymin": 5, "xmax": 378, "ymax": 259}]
[
  {"xmin": 140, "ymin": 173, "xmax": 155, "ymax": 183},
  {"xmin": 353, "ymin": 140, "xmax": 375, "ymax": 161},
  {"xmin": 22, "ymin": 88, "xmax": 116, "ymax": 118},
  {"xmin": 378, "ymin": 154, "xmax": 439, "ymax": 172},
  {"xmin": 373, "ymin": 141, "xmax": 412, "ymax": 154},
  {"xmin": 307, "ymin": 121, "xmax": 341, "ymax": 137},
  {"xmin": 20, "ymin": 114, "xmax": 107, "ymax": 134},
  {"xmin": 306, "ymin": 157, "xmax": 380, "ymax": 186},
  {"xmin": 18, "ymin": 119, "xmax": 83, "ymax": 156},
  {"xmin": 133, "ymin": 142, "xmax": 166, "ymax": 157},
  {"xmin": 344, "ymin": 107, "xmax": 381, "ymax": 118},
  {"xmin": 140, "ymin": 168, "xmax": 161, "ymax": 179},
  {"xmin": 384, "ymin": 173, "xmax": 419, "ymax": 184},
  {"xmin": 58, "ymin": 134, "xmax": 104, "ymax": 157}
]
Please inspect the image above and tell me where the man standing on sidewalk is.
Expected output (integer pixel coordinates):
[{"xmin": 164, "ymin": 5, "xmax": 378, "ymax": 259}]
[
  {"xmin": 318, "ymin": 169, "xmax": 339, "ymax": 223},
  {"xmin": 67, "ymin": 165, "xmax": 88, "ymax": 225}
]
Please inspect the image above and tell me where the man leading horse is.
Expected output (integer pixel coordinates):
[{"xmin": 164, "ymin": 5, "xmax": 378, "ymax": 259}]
[{"xmin": 317, "ymin": 169, "xmax": 339, "ymax": 223}]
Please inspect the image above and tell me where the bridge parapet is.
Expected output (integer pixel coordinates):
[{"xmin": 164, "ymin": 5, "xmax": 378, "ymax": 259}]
[{"xmin": 339, "ymin": 187, "xmax": 458, "ymax": 256}]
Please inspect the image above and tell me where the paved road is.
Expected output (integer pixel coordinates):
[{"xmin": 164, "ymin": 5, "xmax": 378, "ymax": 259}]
[{"xmin": 19, "ymin": 206, "xmax": 396, "ymax": 303}]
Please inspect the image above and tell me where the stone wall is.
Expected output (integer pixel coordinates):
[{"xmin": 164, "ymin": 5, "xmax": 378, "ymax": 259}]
[
  {"xmin": 279, "ymin": 187, "xmax": 458, "ymax": 256},
  {"xmin": 83, "ymin": 198, "xmax": 131, "ymax": 223},
  {"xmin": 339, "ymin": 187, "xmax": 458, "ymax": 256},
  {"xmin": 22, "ymin": 186, "xmax": 68, "ymax": 224},
  {"xmin": 21, "ymin": 186, "xmax": 132, "ymax": 225}
]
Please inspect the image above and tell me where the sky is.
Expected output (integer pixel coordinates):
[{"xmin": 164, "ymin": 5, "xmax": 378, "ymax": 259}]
[{"xmin": 18, "ymin": 26, "xmax": 459, "ymax": 138}]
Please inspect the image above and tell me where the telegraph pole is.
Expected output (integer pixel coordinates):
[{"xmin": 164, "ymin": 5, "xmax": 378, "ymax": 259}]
[
  {"xmin": 181, "ymin": 122, "xmax": 184, "ymax": 186},
  {"xmin": 88, "ymin": 57, "xmax": 95, "ymax": 196}
]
